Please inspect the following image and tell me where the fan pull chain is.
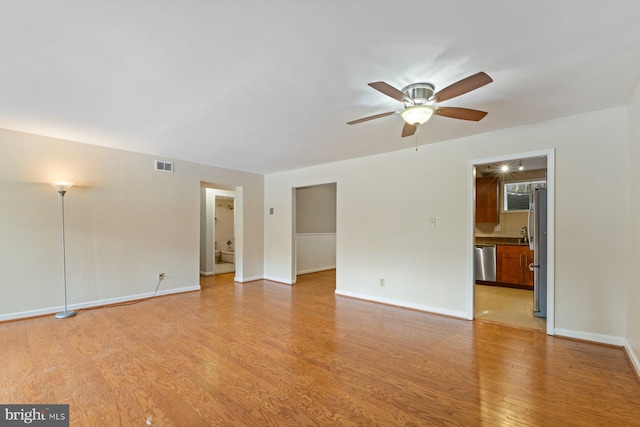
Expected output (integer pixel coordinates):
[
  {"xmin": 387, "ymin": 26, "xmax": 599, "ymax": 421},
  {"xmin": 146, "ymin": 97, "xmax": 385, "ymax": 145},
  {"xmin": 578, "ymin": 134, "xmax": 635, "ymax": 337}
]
[{"xmin": 415, "ymin": 132, "xmax": 418, "ymax": 151}]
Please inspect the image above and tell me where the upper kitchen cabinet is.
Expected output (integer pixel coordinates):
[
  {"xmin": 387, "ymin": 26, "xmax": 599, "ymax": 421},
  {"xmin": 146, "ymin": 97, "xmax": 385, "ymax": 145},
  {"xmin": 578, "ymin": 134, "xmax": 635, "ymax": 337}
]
[{"xmin": 476, "ymin": 176, "xmax": 499, "ymax": 223}]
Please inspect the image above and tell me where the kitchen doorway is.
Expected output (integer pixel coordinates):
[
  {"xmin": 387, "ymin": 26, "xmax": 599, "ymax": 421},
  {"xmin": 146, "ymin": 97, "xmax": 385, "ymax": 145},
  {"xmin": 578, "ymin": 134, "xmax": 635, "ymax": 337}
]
[{"xmin": 469, "ymin": 150, "xmax": 555, "ymax": 335}]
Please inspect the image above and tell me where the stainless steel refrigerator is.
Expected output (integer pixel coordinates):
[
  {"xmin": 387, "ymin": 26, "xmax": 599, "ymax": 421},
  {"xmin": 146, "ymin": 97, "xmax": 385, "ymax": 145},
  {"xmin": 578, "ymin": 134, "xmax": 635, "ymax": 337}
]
[{"xmin": 528, "ymin": 188, "xmax": 547, "ymax": 318}]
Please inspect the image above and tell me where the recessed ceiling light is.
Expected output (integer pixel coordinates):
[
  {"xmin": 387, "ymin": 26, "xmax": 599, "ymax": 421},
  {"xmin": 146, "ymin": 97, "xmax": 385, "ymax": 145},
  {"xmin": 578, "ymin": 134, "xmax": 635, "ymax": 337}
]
[{"xmin": 500, "ymin": 164, "xmax": 509, "ymax": 172}]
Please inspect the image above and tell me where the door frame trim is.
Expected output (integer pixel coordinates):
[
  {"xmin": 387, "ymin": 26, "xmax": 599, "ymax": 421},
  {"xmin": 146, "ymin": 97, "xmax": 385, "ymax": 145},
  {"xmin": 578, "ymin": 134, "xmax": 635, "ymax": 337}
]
[{"xmin": 468, "ymin": 149, "xmax": 555, "ymax": 335}]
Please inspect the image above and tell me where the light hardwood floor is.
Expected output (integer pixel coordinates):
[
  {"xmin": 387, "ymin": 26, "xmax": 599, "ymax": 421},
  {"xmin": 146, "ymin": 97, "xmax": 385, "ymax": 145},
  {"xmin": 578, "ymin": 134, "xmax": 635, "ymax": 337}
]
[
  {"xmin": 1, "ymin": 270, "xmax": 639, "ymax": 426},
  {"xmin": 474, "ymin": 284, "xmax": 547, "ymax": 331}
]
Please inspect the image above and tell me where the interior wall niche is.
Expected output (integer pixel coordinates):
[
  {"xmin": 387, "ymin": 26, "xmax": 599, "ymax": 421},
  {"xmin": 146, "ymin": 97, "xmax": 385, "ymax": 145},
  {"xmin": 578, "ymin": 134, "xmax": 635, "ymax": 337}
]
[
  {"xmin": 296, "ymin": 183, "xmax": 337, "ymax": 233},
  {"xmin": 295, "ymin": 183, "xmax": 337, "ymax": 276}
]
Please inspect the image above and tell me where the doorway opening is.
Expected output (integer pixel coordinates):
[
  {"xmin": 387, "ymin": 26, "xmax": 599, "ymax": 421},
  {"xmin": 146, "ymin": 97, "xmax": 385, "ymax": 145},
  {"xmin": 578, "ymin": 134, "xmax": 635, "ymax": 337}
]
[
  {"xmin": 293, "ymin": 183, "xmax": 337, "ymax": 286},
  {"xmin": 469, "ymin": 150, "xmax": 555, "ymax": 335},
  {"xmin": 200, "ymin": 184, "xmax": 238, "ymax": 277},
  {"xmin": 214, "ymin": 195, "xmax": 236, "ymax": 274}
]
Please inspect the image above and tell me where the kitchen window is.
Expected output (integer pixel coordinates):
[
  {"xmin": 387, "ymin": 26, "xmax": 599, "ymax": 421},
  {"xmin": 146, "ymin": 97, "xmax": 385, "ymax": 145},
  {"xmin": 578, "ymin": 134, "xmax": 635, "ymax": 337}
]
[{"xmin": 503, "ymin": 180, "xmax": 546, "ymax": 211}]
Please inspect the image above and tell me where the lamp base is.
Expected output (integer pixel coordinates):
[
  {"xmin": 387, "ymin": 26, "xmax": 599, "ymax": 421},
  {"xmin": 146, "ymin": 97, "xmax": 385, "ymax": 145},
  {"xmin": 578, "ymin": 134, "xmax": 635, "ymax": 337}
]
[{"xmin": 54, "ymin": 310, "xmax": 77, "ymax": 319}]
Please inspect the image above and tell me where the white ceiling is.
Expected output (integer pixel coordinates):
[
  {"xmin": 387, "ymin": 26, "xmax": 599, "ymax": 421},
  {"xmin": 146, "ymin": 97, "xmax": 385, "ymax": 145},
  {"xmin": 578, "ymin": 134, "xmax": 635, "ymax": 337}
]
[{"xmin": 2, "ymin": 1, "xmax": 640, "ymax": 174}]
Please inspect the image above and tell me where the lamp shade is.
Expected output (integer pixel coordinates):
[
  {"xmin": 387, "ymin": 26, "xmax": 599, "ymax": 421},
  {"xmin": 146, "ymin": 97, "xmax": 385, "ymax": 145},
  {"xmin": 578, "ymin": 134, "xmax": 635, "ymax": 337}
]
[
  {"xmin": 400, "ymin": 105, "xmax": 435, "ymax": 125},
  {"xmin": 51, "ymin": 181, "xmax": 74, "ymax": 192}
]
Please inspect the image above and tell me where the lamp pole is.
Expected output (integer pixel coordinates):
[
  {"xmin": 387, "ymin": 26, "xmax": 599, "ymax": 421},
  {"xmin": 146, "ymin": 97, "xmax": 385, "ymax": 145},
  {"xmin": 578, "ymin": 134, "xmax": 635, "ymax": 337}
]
[{"xmin": 52, "ymin": 182, "xmax": 76, "ymax": 319}]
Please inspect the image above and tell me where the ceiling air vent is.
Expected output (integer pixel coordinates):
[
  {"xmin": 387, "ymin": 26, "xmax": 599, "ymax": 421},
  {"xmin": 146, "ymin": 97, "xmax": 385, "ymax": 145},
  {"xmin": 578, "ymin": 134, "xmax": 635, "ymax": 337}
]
[{"xmin": 155, "ymin": 160, "xmax": 174, "ymax": 173}]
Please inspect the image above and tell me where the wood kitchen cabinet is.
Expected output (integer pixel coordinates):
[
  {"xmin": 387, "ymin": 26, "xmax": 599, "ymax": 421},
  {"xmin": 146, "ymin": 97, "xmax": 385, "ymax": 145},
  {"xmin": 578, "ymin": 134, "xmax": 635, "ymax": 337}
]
[
  {"xmin": 496, "ymin": 245, "xmax": 534, "ymax": 287},
  {"xmin": 476, "ymin": 177, "xmax": 499, "ymax": 223}
]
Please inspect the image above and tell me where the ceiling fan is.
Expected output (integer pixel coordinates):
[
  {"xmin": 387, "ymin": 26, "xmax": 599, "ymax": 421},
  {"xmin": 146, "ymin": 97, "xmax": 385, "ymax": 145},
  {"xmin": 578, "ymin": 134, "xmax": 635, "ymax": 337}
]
[{"xmin": 347, "ymin": 71, "xmax": 493, "ymax": 137}]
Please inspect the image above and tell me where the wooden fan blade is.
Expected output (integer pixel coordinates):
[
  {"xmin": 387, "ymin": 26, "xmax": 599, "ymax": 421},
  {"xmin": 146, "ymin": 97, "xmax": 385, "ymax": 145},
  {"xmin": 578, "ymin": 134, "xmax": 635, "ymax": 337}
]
[
  {"xmin": 402, "ymin": 122, "xmax": 418, "ymax": 137},
  {"xmin": 435, "ymin": 107, "xmax": 488, "ymax": 121},
  {"xmin": 347, "ymin": 111, "xmax": 395, "ymax": 125},
  {"xmin": 433, "ymin": 72, "xmax": 493, "ymax": 102},
  {"xmin": 368, "ymin": 81, "xmax": 406, "ymax": 102}
]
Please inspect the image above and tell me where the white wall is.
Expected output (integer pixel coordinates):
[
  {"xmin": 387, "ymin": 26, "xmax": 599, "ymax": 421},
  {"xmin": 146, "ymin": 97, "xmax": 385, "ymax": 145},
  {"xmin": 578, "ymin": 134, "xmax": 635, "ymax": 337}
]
[
  {"xmin": 627, "ymin": 82, "xmax": 640, "ymax": 374},
  {"xmin": 0, "ymin": 128, "xmax": 264, "ymax": 320},
  {"xmin": 296, "ymin": 184, "xmax": 337, "ymax": 233},
  {"xmin": 296, "ymin": 233, "xmax": 336, "ymax": 274},
  {"xmin": 265, "ymin": 107, "xmax": 630, "ymax": 339}
]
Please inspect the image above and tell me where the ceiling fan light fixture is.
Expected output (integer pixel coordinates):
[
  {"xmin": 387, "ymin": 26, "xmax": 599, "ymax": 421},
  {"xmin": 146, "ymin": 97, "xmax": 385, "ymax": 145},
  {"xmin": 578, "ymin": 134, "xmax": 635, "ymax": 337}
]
[
  {"xmin": 348, "ymin": 72, "xmax": 492, "ymax": 137},
  {"xmin": 401, "ymin": 105, "xmax": 434, "ymax": 126}
]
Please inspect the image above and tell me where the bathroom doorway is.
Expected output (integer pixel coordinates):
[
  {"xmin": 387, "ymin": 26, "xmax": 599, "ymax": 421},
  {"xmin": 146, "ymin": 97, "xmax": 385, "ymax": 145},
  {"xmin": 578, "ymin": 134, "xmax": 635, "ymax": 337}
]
[
  {"xmin": 214, "ymin": 196, "xmax": 235, "ymax": 274},
  {"xmin": 200, "ymin": 186, "xmax": 236, "ymax": 276}
]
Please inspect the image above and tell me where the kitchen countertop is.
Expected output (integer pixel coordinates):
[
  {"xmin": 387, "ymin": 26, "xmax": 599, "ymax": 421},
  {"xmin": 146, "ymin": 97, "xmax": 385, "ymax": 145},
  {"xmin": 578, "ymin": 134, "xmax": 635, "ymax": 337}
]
[{"xmin": 475, "ymin": 236, "xmax": 530, "ymax": 246}]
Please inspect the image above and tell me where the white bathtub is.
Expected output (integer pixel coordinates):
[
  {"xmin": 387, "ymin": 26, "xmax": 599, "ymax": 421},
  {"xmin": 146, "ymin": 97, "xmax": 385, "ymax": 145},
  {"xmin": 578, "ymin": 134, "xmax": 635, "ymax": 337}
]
[{"xmin": 220, "ymin": 250, "xmax": 234, "ymax": 263}]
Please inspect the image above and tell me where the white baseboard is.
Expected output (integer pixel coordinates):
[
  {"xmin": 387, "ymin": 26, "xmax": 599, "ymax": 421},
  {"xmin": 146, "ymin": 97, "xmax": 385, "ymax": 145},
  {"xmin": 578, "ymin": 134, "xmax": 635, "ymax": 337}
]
[
  {"xmin": 624, "ymin": 340, "xmax": 640, "ymax": 379},
  {"xmin": 200, "ymin": 271, "xmax": 214, "ymax": 276},
  {"xmin": 555, "ymin": 331, "xmax": 640, "ymax": 378},
  {"xmin": 234, "ymin": 275, "xmax": 263, "ymax": 283},
  {"xmin": 263, "ymin": 275, "xmax": 296, "ymax": 285},
  {"xmin": 334, "ymin": 290, "xmax": 467, "ymax": 319},
  {"xmin": 297, "ymin": 266, "xmax": 336, "ymax": 275},
  {"xmin": 554, "ymin": 328, "xmax": 625, "ymax": 346},
  {"xmin": 0, "ymin": 285, "xmax": 201, "ymax": 322}
]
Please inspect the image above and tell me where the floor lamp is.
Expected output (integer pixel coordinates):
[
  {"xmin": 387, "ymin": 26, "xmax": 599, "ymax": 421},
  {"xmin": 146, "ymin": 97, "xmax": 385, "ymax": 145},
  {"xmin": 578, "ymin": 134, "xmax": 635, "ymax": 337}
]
[{"xmin": 52, "ymin": 181, "xmax": 77, "ymax": 319}]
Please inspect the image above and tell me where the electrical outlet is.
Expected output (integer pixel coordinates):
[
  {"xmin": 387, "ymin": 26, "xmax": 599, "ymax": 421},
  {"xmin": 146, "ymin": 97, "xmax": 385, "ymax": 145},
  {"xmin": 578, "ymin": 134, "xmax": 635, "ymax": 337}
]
[
  {"xmin": 380, "ymin": 278, "xmax": 385, "ymax": 287},
  {"xmin": 158, "ymin": 273, "xmax": 165, "ymax": 281}
]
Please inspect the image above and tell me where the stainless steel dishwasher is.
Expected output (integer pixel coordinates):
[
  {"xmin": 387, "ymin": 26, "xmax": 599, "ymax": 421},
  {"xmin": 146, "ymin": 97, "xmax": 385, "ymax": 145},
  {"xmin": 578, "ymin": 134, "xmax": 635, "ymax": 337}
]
[{"xmin": 474, "ymin": 245, "xmax": 496, "ymax": 281}]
